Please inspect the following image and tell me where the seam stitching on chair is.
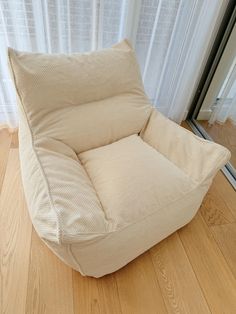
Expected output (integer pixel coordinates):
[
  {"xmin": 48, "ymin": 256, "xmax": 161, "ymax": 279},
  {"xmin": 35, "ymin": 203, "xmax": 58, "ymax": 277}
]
[
  {"xmin": 8, "ymin": 49, "xmax": 62, "ymax": 244},
  {"xmin": 60, "ymin": 182, "xmax": 202, "ymax": 243},
  {"xmin": 77, "ymin": 154, "xmax": 110, "ymax": 224},
  {"xmin": 68, "ymin": 244, "xmax": 86, "ymax": 275}
]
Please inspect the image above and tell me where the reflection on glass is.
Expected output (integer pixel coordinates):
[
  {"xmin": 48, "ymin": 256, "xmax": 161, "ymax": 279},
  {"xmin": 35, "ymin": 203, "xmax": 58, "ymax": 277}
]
[
  {"xmin": 209, "ymin": 59, "xmax": 236, "ymax": 125},
  {"xmin": 197, "ymin": 58, "xmax": 236, "ymax": 169}
]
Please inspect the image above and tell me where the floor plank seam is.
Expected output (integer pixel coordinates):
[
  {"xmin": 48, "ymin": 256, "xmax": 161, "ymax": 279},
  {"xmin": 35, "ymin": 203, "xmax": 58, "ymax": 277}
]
[
  {"xmin": 71, "ymin": 269, "xmax": 76, "ymax": 314},
  {"xmin": 25, "ymin": 226, "xmax": 33, "ymax": 314},
  {"xmin": 179, "ymin": 213, "xmax": 236, "ymax": 313},
  {"xmin": 177, "ymin": 229, "xmax": 213, "ymax": 314},
  {"xmin": 113, "ymin": 274, "xmax": 123, "ymax": 314},
  {"xmin": 148, "ymin": 249, "xmax": 173, "ymax": 314},
  {"xmin": 204, "ymin": 220, "xmax": 236, "ymax": 227},
  {"xmin": 201, "ymin": 211, "xmax": 236, "ymax": 266},
  {"xmin": 209, "ymin": 224, "xmax": 236, "ymax": 280}
]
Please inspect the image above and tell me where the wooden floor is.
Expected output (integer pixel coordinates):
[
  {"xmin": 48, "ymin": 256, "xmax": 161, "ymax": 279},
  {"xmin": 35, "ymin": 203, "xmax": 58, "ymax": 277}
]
[
  {"xmin": 0, "ymin": 128, "xmax": 236, "ymax": 314},
  {"xmin": 198, "ymin": 119, "xmax": 236, "ymax": 169}
]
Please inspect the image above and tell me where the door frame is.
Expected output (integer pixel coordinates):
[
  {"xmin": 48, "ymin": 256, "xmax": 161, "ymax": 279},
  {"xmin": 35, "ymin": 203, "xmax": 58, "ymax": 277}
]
[{"xmin": 187, "ymin": 1, "xmax": 236, "ymax": 189}]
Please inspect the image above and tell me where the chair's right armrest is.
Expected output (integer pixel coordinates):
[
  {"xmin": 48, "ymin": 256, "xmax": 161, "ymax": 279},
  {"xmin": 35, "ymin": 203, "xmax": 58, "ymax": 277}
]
[{"xmin": 140, "ymin": 109, "xmax": 231, "ymax": 185}]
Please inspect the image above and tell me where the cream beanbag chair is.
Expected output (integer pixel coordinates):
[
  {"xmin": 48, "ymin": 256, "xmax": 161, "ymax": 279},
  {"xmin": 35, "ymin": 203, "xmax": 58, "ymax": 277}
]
[{"xmin": 8, "ymin": 40, "xmax": 230, "ymax": 277}]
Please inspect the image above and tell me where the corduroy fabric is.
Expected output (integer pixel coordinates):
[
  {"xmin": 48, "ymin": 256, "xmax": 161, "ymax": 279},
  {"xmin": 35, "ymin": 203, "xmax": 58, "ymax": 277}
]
[
  {"xmin": 8, "ymin": 40, "xmax": 231, "ymax": 277},
  {"xmin": 79, "ymin": 135, "xmax": 197, "ymax": 230}
]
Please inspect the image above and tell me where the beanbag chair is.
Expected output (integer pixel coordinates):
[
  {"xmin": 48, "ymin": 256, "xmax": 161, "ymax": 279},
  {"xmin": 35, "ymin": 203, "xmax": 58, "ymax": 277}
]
[{"xmin": 8, "ymin": 40, "xmax": 230, "ymax": 277}]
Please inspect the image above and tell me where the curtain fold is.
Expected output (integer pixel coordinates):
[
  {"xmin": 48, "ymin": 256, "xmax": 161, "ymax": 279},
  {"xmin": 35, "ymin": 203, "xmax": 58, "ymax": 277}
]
[{"xmin": 0, "ymin": 0, "xmax": 226, "ymax": 127}]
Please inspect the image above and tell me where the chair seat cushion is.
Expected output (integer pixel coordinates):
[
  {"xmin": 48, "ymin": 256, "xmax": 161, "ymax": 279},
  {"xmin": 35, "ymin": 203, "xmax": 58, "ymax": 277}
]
[{"xmin": 79, "ymin": 134, "xmax": 197, "ymax": 231}]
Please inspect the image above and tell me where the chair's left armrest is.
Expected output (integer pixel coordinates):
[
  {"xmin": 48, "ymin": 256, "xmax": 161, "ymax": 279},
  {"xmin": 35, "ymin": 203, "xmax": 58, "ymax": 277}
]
[{"xmin": 141, "ymin": 109, "xmax": 231, "ymax": 185}]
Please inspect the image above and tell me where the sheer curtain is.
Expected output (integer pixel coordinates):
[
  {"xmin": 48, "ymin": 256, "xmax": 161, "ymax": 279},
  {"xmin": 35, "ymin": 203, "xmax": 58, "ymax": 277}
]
[
  {"xmin": 209, "ymin": 59, "xmax": 236, "ymax": 125},
  {"xmin": 0, "ymin": 0, "xmax": 226, "ymax": 127}
]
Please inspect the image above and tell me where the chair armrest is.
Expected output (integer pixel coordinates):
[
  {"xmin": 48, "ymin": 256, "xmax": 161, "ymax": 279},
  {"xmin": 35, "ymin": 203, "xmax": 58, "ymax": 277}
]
[
  {"xmin": 140, "ymin": 109, "xmax": 231, "ymax": 184},
  {"xmin": 20, "ymin": 133, "xmax": 107, "ymax": 244}
]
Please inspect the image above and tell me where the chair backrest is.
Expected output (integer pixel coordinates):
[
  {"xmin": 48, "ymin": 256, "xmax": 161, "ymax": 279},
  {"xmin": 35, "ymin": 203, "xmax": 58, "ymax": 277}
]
[{"xmin": 8, "ymin": 40, "xmax": 152, "ymax": 153}]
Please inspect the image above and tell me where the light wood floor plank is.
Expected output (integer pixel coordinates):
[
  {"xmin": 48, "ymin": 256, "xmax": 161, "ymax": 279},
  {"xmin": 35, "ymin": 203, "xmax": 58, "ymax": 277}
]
[
  {"xmin": 200, "ymin": 175, "xmax": 235, "ymax": 226},
  {"xmin": 0, "ymin": 150, "xmax": 32, "ymax": 314},
  {"xmin": 0, "ymin": 129, "xmax": 12, "ymax": 193},
  {"xmin": 73, "ymin": 271, "xmax": 122, "ymax": 314},
  {"xmin": 178, "ymin": 213, "xmax": 236, "ymax": 314},
  {"xmin": 211, "ymin": 223, "xmax": 236, "ymax": 279},
  {"xmin": 26, "ymin": 230, "xmax": 74, "ymax": 314},
  {"xmin": 150, "ymin": 232, "xmax": 210, "ymax": 314},
  {"xmin": 115, "ymin": 251, "xmax": 167, "ymax": 314},
  {"xmin": 10, "ymin": 131, "xmax": 19, "ymax": 149},
  {"xmin": 213, "ymin": 172, "xmax": 236, "ymax": 219}
]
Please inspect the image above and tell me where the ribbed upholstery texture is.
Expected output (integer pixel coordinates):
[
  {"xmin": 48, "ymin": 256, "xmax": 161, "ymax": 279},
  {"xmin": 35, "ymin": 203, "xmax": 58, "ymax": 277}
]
[{"xmin": 8, "ymin": 40, "xmax": 231, "ymax": 277}]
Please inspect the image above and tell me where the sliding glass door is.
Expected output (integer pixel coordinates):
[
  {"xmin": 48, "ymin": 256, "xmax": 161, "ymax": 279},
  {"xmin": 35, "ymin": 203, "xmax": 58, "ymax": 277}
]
[{"xmin": 188, "ymin": 2, "xmax": 236, "ymax": 188}]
